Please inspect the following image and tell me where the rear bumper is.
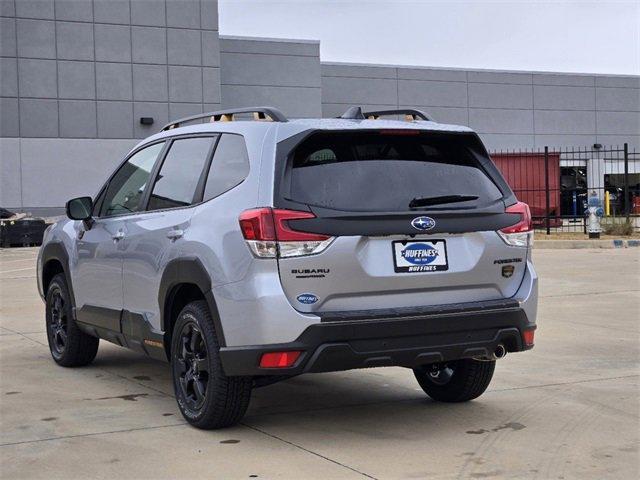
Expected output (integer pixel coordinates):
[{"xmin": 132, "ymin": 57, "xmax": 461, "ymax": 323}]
[{"xmin": 219, "ymin": 299, "xmax": 536, "ymax": 376}]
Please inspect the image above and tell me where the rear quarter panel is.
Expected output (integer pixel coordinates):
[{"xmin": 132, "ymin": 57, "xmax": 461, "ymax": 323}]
[
  {"xmin": 182, "ymin": 126, "xmax": 274, "ymax": 288},
  {"xmin": 183, "ymin": 126, "xmax": 321, "ymax": 346}
]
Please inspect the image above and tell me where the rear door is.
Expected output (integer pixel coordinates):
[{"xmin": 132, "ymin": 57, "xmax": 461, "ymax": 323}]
[
  {"xmin": 122, "ymin": 135, "xmax": 218, "ymax": 333},
  {"xmin": 274, "ymin": 130, "xmax": 528, "ymax": 313}
]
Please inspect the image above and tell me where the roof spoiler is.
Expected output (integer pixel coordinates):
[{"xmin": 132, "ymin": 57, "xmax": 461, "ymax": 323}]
[
  {"xmin": 339, "ymin": 107, "xmax": 432, "ymax": 122},
  {"xmin": 161, "ymin": 106, "xmax": 288, "ymax": 131}
]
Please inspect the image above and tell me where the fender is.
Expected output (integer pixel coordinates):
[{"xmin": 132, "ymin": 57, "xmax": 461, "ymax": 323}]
[
  {"xmin": 39, "ymin": 241, "xmax": 76, "ymax": 309},
  {"xmin": 158, "ymin": 256, "xmax": 226, "ymax": 346}
]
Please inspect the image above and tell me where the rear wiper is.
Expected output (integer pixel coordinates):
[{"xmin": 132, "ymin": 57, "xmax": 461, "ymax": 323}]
[{"xmin": 409, "ymin": 195, "xmax": 479, "ymax": 209}]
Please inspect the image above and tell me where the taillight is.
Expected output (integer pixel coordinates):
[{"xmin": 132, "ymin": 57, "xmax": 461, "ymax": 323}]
[
  {"xmin": 239, "ymin": 208, "xmax": 276, "ymax": 240},
  {"xmin": 498, "ymin": 201, "xmax": 533, "ymax": 247},
  {"xmin": 239, "ymin": 208, "xmax": 334, "ymax": 258}
]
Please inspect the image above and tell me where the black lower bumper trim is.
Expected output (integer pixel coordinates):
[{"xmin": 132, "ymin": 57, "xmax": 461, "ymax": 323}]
[{"xmin": 219, "ymin": 305, "xmax": 534, "ymax": 376}]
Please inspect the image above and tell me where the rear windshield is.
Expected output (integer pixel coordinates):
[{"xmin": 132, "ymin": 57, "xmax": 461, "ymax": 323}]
[{"xmin": 287, "ymin": 131, "xmax": 502, "ymax": 212}]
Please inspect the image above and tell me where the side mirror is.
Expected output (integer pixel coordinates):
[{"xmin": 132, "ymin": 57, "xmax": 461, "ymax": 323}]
[{"xmin": 66, "ymin": 196, "xmax": 93, "ymax": 221}]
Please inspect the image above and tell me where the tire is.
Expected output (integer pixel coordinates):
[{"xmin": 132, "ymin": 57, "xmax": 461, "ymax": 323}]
[
  {"xmin": 45, "ymin": 273, "xmax": 99, "ymax": 367},
  {"xmin": 413, "ymin": 359, "xmax": 495, "ymax": 403},
  {"xmin": 171, "ymin": 300, "xmax": 252, "ymax": 429}
]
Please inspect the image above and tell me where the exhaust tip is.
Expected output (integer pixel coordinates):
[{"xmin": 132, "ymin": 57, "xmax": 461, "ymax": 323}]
[{"xmin": 473, "ymin": 344, "xmax": 508, "ymax": 362}]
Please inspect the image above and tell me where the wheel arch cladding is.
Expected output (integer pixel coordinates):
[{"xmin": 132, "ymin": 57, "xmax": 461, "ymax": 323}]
[
  {"xmin": 43, "ymin": 259, "xmax": 64, "ymax": 292},
  {"xmin": 40, "ymin": 242, "xmax": 75, "ymax": 308},
  {"xmin": 159, "ymin": 257, "xmax": 226, "ymax": 355}
]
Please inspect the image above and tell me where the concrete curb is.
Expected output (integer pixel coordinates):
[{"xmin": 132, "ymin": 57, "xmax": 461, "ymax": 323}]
[{"xmin": 534, "ymin": 239, "xmax": 640, "ymax": 249}]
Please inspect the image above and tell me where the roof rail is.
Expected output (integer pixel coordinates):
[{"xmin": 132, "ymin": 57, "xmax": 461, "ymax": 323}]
[
  {"xmin": 161, "ymin": 106, "xmax": 288, "ymax": 131},
  {"xmin": 363, "ymin": 109, "xmax": 432, "ymax": 121}
]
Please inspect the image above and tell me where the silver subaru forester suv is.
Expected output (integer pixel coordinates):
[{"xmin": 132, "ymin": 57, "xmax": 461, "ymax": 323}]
[{"xmin": 37, "ymin": 106, "xmax": 538, "ymax": 429}]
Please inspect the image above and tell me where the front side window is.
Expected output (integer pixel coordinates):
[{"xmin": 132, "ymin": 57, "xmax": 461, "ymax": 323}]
[
  {"xmin": 147, "ymin": 137, "xmax": 215, "ymax": 211},
  {"xmin": 203, "ymin": 134, "xmax": 250, "ymax": 201},
  {"xmin": 100, "ymin": 142, "xmax": 164, "ymax": 217}
]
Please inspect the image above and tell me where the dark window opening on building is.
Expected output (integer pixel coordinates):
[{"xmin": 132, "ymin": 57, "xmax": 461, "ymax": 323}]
[{"xmin": 560, "ymin": 167, "xmax": 588, "ymax": 217}]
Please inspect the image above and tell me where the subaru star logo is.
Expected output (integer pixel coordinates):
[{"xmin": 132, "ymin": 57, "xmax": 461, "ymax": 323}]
[{"xmin": 411, "ymin": 216, "xmax": 436, "ymax": 231}]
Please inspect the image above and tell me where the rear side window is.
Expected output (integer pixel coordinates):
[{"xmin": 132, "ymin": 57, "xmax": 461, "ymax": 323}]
[
  {"xmin": 288, "ymin": 131, "xmax": 502, "ymax": 212},
  {"xmin": 203, "ymin": 134, "xmax": 250, "ymax": 201},
  {"xmin": 147, "ymin": 137, "xmax": 215, "ymax": 211}
]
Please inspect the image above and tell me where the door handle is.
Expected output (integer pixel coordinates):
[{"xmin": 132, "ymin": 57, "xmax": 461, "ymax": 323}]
[
  {"xmin": 167, "ymin": 229, "xmax": 184, "ymax": 240},
  {"xmin": 112, "ymin": 231, "xmax": 125, "ymax": 241}
]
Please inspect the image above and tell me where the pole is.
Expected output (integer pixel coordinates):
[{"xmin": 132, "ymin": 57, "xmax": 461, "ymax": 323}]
[
  {"xmin": 544, "ymin": 146, "xmax": 551, "ymax": 235},
  {"xmin": 624, "ymin": 143, "xmax": 629, "ymax": 221}
]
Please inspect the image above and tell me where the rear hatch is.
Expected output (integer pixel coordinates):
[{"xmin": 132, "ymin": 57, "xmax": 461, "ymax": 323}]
[{"xmin": 272, "ymin": 129, "xmax": 530, "ymax": 314}]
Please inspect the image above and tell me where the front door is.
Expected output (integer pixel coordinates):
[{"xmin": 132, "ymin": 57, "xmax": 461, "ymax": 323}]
[
  {"xmin": 72, "ymin": 216, "xmax": 127, "ymax": 331},
  {"xmin": 71, "ymin": 141, "xmax": 166, "ymax": 331}
]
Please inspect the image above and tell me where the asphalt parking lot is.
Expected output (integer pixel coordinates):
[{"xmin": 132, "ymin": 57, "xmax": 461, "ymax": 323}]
[{"xmin": 0, "ymin": 247, "xmax": 638, "ymax": 479}]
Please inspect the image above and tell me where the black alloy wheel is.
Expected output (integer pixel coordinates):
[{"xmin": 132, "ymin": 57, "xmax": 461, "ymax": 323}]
[
  {"xmin": 47, "ymin": 286, "xmax": 68, "ymax": 358},
  {"xmin": 170, "ymin": 300, "xmax": 252, "ymax": 429},
  {"xmin": 174, "ymin": 321, "xmax": 210, "ymax": 411},
  {"xmin": 45, "ymin": 273, "xmax": 99, "ymax": 367}
]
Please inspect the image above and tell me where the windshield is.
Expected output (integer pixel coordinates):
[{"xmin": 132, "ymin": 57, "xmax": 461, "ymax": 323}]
[{"xmin": 287, "ymin": 131, "xmax": 503, "ymax": 212}]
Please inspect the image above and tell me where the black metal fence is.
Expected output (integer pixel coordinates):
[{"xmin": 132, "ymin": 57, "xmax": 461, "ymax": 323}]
[{"xmin": 489, "ymin": 143, "xmax": 639, "ymax": 234}]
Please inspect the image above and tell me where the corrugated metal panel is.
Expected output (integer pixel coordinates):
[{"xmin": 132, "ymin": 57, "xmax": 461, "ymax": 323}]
[{"xmin": 491, "ymin": 152, "xmax": 561, "ymax": 222}]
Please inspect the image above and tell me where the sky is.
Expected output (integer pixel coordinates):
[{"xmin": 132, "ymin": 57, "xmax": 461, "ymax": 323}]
[{"xmin": 219, "ymin": 0, "xmax": 640, "ymax": 75}]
